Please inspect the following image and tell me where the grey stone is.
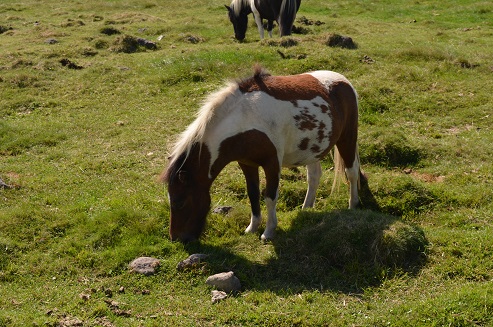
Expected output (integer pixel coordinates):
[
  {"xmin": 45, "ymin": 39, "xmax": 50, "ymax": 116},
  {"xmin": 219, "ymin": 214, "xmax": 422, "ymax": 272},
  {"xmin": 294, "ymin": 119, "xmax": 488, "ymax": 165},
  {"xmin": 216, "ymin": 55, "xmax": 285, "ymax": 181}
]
[
  {"xmin": 128, "ymin": 257, "xmax": 160, "ymax": 276},
  {"xmin": 176, "ymin": 253, "xmax": 208, "ymax": 271},
  {"xmin": 211, "ymin": 290, "xmax": 228, "ymax": 303},
  {"xmin": 205, "ymin": 271, "xmax": 241, "ymax": 293},
  {"xmin": 212, "ymin": 206, "xmax": 233, "ymax": 215}
]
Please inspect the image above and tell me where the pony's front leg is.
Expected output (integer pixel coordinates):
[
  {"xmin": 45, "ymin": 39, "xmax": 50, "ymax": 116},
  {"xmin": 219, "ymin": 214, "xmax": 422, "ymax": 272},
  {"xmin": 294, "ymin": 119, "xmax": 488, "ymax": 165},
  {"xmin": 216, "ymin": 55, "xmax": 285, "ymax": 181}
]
[
  {"xmin": 261, "ymin": 165, "xmax": 281, "ymax": 241},
  {"xmin": 252, "ymin": 12, "xmax": 265, "ymax": 39},
  {"xmin": 239, "ymin": 163, "xmax": 262, "ymax": 234},
  {"xmin": 302, "ymin": 161, "xmax": 322, "ymax": 209}
]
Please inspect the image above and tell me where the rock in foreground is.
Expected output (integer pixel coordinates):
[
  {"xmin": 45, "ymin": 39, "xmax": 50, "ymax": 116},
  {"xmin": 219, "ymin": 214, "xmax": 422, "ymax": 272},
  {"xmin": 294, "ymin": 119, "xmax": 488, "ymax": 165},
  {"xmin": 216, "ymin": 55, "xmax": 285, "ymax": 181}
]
[
  {"xmin": 176, "ymin": 253, "xmax": 208, "ymax": 271},
  {"xmin": 128, "ymin": 257, "xmax": 160, "ymax": 276},
  {"xmin": 205, "ymin": 271, "xmax": 241, "ymax": 293}
]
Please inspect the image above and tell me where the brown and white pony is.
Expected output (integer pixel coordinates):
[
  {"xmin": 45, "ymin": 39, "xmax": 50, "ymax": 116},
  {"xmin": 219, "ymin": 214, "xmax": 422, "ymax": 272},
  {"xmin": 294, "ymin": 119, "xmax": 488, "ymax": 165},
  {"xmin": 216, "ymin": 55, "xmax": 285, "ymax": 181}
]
[{"xmin": 162, "ymin": 67, "xmax": 361, "ymax": 243}]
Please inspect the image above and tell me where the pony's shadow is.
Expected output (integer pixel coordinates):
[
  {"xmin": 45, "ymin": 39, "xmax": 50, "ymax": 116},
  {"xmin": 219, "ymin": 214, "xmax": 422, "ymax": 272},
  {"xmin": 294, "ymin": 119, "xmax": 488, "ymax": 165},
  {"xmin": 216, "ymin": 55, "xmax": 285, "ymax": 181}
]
[{"xmin": 185, "ymin": 177, "xmax": 427, "ymax": 294}]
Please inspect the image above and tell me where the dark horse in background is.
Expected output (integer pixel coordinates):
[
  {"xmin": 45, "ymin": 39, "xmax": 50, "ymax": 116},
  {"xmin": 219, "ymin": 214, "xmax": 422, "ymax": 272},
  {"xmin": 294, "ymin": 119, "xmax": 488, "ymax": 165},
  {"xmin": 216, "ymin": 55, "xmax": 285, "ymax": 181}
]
[{"xmin": 226, "ymin": 0, "xmax": 301, "ymax": 41}]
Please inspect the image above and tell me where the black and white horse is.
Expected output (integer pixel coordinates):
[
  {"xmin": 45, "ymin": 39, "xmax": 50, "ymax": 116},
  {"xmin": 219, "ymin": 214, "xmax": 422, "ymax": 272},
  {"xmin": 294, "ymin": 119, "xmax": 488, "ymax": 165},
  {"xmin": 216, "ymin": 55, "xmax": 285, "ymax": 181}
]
[{"xmin": 226, "ymin": 0, "xmax": 301, "ymax": 41}]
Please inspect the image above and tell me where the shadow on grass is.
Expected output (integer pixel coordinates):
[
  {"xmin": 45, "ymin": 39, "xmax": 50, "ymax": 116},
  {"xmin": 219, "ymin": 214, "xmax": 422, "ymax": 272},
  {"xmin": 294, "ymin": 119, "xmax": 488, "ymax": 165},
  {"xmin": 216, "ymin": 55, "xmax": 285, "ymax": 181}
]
[{"xmin": 185, "ymin": 179, "xmax": 428, "ymax": 294}]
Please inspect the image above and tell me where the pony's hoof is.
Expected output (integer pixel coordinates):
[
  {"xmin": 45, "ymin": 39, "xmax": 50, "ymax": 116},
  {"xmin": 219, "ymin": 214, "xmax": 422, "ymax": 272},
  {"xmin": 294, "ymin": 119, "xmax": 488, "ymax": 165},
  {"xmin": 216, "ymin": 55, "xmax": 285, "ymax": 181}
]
[
  {"xmin": 245, "ymin": 226, "xmax": 256, "ymax": 234},
  {"xmin": 245, "ymin": 222, "xmax": 260, "ymax": 234},
  {"xmin": 260, "ymin": 232, "xmax": 274, "ymax": 242}
]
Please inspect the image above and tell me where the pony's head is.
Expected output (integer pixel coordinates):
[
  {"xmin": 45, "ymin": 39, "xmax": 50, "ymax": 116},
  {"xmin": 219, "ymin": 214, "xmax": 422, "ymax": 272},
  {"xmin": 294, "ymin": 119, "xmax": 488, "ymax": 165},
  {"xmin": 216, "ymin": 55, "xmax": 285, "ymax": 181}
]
[
  {"xmin": 225, "ymin": 0, "xmax": 250, "ymax": 41},
  {"xmin": 162, "ymin": 81, "xmax": 239, "ymax": 242},
  {"xmin": 163, "ymin": 144, "xmax": 212, "ymax": 243}
]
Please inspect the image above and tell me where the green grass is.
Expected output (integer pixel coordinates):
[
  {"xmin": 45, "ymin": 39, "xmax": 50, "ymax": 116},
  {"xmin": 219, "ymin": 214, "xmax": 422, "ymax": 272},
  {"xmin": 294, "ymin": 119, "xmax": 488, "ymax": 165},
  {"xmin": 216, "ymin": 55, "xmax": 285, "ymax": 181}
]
[{"xmin": 1, "ymin": 0, "xmax": 493, "ymax": 325}]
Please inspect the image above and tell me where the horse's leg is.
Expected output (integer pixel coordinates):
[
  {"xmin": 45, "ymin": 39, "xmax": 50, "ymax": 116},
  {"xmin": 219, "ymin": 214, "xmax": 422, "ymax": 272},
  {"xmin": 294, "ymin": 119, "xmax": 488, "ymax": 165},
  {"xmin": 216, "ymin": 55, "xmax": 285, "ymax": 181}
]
[
  {"xmin": 345, "ymin": 154, "xmax": 360, "ymax": 209},
  {"xmin": 335, "ymin": 142, "xmax": 360, "ymax": 209},
  {"xmin": 302, "ymin": 161, "xmax": 322, "ymax": 209},
  {"xmin": 251, "ymin": 10, "xmax": 265, "ymax": 39},
  {"xmin": 239, "ymin": 163, "xmax": 262, "ymax": 234},
  {"xmin": 261, "ymin": 163, "xmax": 281, "ymax": 240}
]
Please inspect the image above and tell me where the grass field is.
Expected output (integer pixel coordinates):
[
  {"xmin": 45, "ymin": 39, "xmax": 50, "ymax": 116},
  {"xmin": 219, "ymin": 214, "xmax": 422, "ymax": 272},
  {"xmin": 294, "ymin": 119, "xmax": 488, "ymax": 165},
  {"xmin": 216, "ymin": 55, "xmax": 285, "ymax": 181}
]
[{"xmin": 1, "ymin": 0, "xmax": 493, "ymax": 326}]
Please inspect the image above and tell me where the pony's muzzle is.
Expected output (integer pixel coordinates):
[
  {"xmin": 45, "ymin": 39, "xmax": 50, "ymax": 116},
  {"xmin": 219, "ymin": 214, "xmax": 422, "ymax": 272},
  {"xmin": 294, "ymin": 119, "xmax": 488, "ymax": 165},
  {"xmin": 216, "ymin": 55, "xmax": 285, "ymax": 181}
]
[{"xmin": 170, "ymin": 232, "xmax": 198, "ymax": 244}]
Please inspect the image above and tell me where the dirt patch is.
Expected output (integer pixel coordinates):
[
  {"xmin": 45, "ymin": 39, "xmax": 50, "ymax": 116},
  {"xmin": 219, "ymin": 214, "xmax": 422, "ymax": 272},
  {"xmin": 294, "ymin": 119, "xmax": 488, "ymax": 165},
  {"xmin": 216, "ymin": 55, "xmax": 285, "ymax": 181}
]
[
  {"xmin": 404, "ymin": 168, "xmax": 445, "ymax": 183},
  {"xmin": 262, "ymin": 37, "xmax": 298, "ymax": 48},
  {"xmin": 291, "ymin": 25, "xmax": 310, "ymax": 35},
  {"xmin": 60, "ymin": 19, "xmax": 85, "ymax": 28},
  {"xmin": 60, "ymin": 58, "xmax": 84, "ymax": 69},
  {"xmin": 280, "ymin": 37, "xmax": 298, "ymax": 47},
  {"xmin": 110, "ymin": 35, "xmax": 157, "ymax": 53},
  {"xmin": 180, "ymin": 33, "xmax": 205, "ymax": 44},
  {"xmin": 454, "ymin": 58, "xmax": 479, "ymax": 69},
  {"xmin": 0, "ymin": 25, "xmax": 13, "ymax": 34},
  {"xmin": 326, "ymin": 33, "xmax": 357, "ymax": 49},
  {"xmin": 360, "ymin": 55, "xmax": 375, "ymax": 64},
  {"xmin": 297, "ymin": 16, "xmax": 325, "ymax": 26},
  {"xmin": 276, "ymin": 49, "xmax": 306, "ymax": 60},
  {"xmin": 100, "ymin": 27, "xmax": 121, "ymax": 35},
  {"xmin": 105, "ymin": 12, "xmax": 155, "ymax": 25}
]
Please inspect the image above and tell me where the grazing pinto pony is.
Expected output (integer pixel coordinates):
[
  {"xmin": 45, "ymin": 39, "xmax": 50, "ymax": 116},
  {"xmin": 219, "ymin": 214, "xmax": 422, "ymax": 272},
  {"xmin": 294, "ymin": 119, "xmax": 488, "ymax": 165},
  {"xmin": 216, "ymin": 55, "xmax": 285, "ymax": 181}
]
[
  {"xmin": 225, "ymin": 0, "xmax": 301, "ymax": 40},
  {"xmin": 162, "ymin": 67, "xmax": 361, "ymax": 243}
]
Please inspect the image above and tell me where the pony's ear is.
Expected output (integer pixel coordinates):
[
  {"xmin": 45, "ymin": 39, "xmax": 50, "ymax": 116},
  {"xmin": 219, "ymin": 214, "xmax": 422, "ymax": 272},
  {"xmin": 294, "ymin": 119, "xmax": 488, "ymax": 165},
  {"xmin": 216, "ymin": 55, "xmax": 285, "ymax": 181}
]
[{"xmin": 225, "ymin": 4, "xmax": 232, "ymax": 12}]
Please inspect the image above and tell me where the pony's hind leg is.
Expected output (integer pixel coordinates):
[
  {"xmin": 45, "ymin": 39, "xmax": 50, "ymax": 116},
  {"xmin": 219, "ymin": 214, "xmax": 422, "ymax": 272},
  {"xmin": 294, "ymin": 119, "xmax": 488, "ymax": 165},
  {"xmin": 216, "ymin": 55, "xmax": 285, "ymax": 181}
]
[
  {"xmin": 345, "ymin": 153, "xmax": 360, "ymax": 209},
  {"xmin": 239, "ymin": 163, "xmax": 262, "ymax": 234},
  {"xmin": 302, "ymin": 161, "xmax": 322, "ymax": 209},
  {"xmin": 334, "ymin": 143, "xmax": 361, "ymax": 209}
]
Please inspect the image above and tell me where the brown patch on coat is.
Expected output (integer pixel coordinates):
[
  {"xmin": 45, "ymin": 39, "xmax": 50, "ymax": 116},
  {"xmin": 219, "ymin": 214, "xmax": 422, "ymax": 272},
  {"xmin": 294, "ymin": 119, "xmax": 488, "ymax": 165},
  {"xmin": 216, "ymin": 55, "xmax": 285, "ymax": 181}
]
[
  {"xmin": 238, "ymin": 67, "xmax": 331, "ymax": 104},
  {"xmin": 317, "ymin": 122, "xmax": 327, "ymax": 143},
  {"xmin": 298, "ymin": 137, "xmax": 310, "ymax": 150},
  {"xmin": 238, "ymin": 66, "xmax": 359, "ymax": 167},
  {"xmin": 213, "ymin": 129, "xmax": 281, "ymax": 200},
  {"xmin": 293, "ymin": 109, "xmax": 318, "ymax": 131}
]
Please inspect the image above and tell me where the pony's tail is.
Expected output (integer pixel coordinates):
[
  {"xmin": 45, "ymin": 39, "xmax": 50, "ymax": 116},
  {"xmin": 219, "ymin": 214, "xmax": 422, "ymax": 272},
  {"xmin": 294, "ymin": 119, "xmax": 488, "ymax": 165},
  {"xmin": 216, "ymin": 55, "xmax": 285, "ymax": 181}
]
[
  {"xmin": 279, "ymin": 0, "xmax": 298, "ymax": 36},
  {"xmin": 331, "ymin": 144, "xmax": 361, "ymax": 195}
]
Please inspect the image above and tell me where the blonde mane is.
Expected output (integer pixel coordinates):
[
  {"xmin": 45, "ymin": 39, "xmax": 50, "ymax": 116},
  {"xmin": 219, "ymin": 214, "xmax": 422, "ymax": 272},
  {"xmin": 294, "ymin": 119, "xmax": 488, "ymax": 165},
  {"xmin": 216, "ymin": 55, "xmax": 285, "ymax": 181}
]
[{"xmin": 163, "ymin": 81, "xmax": 239, "ymax": 180}]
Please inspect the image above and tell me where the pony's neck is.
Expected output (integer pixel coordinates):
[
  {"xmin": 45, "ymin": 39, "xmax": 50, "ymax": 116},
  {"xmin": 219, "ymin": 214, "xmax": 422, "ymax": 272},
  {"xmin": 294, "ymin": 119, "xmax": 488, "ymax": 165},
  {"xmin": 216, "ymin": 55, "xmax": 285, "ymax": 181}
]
[{"xmin": 184, "ymin": 143, "xmax": 227, "ymax": 188}]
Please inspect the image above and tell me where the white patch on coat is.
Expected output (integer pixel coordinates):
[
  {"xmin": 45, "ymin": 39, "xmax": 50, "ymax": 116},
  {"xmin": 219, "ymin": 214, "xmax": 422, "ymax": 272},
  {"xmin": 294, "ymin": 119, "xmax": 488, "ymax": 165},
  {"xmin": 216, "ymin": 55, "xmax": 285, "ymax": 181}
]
[{"xmin": 203, "ymin": 91, "xmax": 334, "ymax": 177}]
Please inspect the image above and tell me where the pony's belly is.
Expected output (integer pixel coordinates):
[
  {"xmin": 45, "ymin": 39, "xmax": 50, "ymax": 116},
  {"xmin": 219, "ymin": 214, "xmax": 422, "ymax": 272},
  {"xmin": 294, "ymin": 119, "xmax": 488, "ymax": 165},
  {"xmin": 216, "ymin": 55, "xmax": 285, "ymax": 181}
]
[{"xmin": 282, "ymin": 147, "xmax": 329, "ymax": 167}]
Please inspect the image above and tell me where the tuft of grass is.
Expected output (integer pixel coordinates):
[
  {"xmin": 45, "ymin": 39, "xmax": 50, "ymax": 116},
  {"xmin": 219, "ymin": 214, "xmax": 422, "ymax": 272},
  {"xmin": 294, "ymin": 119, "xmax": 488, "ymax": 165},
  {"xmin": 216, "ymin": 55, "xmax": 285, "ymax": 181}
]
[{"xmin": 360, "ymin": 129, "xmax": 423, "ymax": 168}]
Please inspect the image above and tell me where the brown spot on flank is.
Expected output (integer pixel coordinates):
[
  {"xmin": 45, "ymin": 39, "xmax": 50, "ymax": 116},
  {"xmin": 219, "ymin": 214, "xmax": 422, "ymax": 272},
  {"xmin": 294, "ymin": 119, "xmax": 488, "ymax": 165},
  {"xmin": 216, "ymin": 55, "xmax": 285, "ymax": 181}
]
[
  {"xmin": 238, "ymin": 69, "xmax": 330, "ymax": 103},
  {"xmin": 298, "ymin": 138, "xmax": 310, "ymax": 150},
  {"xmin": 311, "ymin": 144, "xmax": 321, "ymax": 153},
  {"xmin": 294, "ymin": 111, "xmax": 317, "ymax": 130},
  {"xmin": 320, "ymin": 104, "xmax": 329, "ymax": 113},
  {"xmin": 317, "ymin": 122, "xmax": 327, "ymax": 142}
]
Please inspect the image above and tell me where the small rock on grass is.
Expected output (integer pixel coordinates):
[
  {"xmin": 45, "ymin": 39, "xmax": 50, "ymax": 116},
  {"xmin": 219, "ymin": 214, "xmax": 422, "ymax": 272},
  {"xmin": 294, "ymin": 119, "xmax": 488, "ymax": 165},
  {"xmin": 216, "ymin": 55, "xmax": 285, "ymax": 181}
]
[
  {"xmin": 212, "ymin": 206, "xmax": 233, "ymax": 215},
  {"xmin": 211, "ymin": 290, "xmax": 228, "ymax": 304},
  {"xmin": 176, "ymin": 253, "xmax": 208, "ymax": 271},
  {"xmin": 128, "ymin": 257, "xmax": 160, "ymax": 276},
  {"xmin": 205, "ymin": 271, "xmax": 241, "ymax": 293},
  {"xmin": 0, "ymin": 178, "xmax": 12, "ymax": 189}
]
